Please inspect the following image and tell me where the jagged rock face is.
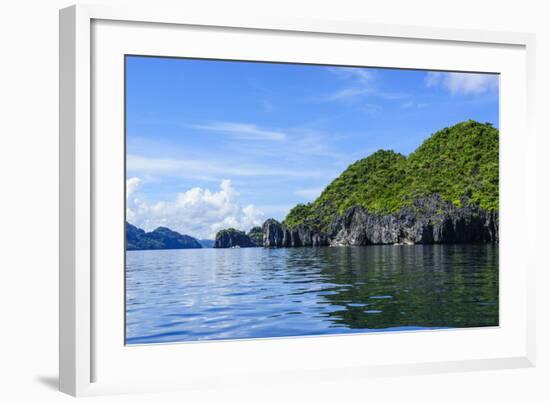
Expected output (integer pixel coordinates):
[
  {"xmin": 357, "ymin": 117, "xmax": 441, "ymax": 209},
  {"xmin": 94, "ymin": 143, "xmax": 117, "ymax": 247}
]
[
  {"xmin": 214, "ymin": 229, "xmax": 258, "ymax": 248},
  {"xmin": 263, "ymin": 219, "xmax": 329, "ymax": 247},
  {"xmin": 331, "ymin": 196, "xmax": 498, "ymax": 246},
  {"xmin": 263, "ymin": 219, "xmax": 285, "ymax": 247},
  {"xmin": 263, "ymin": 195, "xmax": 498, "ymax": 247}
]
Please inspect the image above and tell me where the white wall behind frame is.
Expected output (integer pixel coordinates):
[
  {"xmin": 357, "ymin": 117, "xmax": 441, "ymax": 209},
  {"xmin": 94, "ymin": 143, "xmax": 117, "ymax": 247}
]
[{"xmin": 0, "ymin": 1, "xmax": 548, "ymax": 401}]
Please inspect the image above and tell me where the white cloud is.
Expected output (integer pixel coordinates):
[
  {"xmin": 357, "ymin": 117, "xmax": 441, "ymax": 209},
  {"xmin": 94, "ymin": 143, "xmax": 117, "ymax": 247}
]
[
  {"xmin": 324, "ymin": 67, "xmax": 375, "ymax": 101},
  {"xmin": 326, "ymin": 87, "xmax": 370, "ymax": 101},
  {"xmin": 324, "ymin": 67, "xmax": 408, "ymax": 102},
  {"xmin": 191, "ymin": 122, "xmax": 286, "ymax": 141},
  {"xmin": 424, "ymin": 72, "xmax": 441, "ymax": 88},
  {"xmin": 127, "ymin": 154, "xmax": 322, "ymax": 179},
  {"xmin": 126, "ymin": 177, "xmax": 141, "ymax": 199},
  {"xmin": 126, "ymin": 178, "xmax": 264, "ymax": 239},
  {"xmin": 425, "ymin": 72, "xmax": 498, "ymax": 95},
  {"xmin": 125, "ymin": 177, "xmax": 142, "ymax": 222},
  {"xmin": 326, "ymin": 67, "xmax": 375, "ymax": 85}
]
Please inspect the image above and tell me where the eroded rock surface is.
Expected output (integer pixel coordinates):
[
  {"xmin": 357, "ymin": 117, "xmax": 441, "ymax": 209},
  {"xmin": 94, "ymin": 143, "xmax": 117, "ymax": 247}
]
[{"xmin": 263, "ymin": 195, "xmax": 498, "ymax": 247}]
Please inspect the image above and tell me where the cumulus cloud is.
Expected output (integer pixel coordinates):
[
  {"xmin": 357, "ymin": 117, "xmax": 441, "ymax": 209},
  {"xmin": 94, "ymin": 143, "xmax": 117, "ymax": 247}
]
[
  {"xmin": 425, "ymin": 72, "xmax": 499, "ymax": 95},
  {"xmin": 126, "ymin": 177, "xmax": 141, "ymax": 199},
  {"xmin": 126, "ymin": 178, "xmax": 264, "ymax": 240}
]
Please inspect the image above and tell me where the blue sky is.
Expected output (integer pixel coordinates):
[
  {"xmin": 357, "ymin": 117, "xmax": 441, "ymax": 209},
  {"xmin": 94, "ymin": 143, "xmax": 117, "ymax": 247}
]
[{"xmin": 125, "ymin": 56, "xmax": 499, "ymax": 239}]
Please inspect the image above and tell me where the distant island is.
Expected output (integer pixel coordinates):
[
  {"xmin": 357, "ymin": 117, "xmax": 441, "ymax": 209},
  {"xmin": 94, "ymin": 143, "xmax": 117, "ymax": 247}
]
[
  {"xmin": 126, "ymin": 121, "xmax": 499, "ymax": 251},
  {"xmin": 126, "ymin": 222, "xmax": 202, "ymax": 250}
]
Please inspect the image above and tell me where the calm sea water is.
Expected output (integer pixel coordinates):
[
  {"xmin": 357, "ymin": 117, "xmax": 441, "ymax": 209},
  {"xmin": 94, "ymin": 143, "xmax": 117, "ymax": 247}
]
[{"xmin": 126, "ymin": 244, "xmax": 498, "ymax": 344}]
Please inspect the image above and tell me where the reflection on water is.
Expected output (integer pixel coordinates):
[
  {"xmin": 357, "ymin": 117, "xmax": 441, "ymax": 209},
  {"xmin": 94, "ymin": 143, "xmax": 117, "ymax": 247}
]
[{"xmin": 126, "ymin": 244, "xmax": 498, "ymax": 344}]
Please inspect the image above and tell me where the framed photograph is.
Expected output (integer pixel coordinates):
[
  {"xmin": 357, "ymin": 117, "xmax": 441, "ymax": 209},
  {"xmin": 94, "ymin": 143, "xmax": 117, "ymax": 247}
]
[{"xmin": 59, "ymin": 4, "xmax": 536, "ymax": 396}]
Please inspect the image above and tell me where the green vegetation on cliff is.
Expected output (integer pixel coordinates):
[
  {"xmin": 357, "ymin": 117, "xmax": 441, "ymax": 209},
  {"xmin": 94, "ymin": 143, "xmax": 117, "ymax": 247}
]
[{"xmin": 285, "ymin": 120, "xmax": 499, "ymax": 230}]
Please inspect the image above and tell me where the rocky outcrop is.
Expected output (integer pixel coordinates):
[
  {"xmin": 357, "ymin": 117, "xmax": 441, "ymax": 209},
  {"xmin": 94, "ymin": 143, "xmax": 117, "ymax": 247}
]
[
  {"xmin": 263, "ymin": 195, "xmax": 498, "ymax": 247},
  {"xmin": 247, "ymin": 226, "xmax": 264, "ymax": 247},
  {"xmin": 214, "ymin": 228, "xmax": 259, "ymax": 248}
]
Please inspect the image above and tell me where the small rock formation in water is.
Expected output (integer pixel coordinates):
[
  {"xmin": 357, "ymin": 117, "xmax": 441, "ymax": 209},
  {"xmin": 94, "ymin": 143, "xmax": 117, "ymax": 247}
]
[
  {"xmin": 247, "ymin": 226, "xmax": 264, "ymax": 247},
  {"xmin": 126, "ymin": 222, "xmax": 202, "ymax": 250},
  {"xmin": 263, "ymin": 195, "xmax": 498, "ymax": 247},
  {"xmin": 214, "ymin": 228, "xmax": 259, "ymax": 248}
]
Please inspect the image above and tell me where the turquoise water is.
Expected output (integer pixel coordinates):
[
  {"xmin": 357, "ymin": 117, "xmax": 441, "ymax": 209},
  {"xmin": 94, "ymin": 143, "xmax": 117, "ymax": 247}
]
[{"xmin": 125, "ymin": 244, "xmax": 498, "ymax": 344}]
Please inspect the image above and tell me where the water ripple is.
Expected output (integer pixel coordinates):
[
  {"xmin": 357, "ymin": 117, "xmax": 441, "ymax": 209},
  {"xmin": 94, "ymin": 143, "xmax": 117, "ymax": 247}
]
[{"xmin": 126, "ymin": 245, "xmax": 498, "ymax": 344}]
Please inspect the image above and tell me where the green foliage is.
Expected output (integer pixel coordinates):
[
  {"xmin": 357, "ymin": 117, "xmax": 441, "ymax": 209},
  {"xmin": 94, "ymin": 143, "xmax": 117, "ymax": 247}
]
[
  {"xmin": 215, "ymin": 228, "xmax": 245, "ymax": 240},
  {"xmin": 284, "ymin": 120, "xmax": 499, "ymax": 231}
]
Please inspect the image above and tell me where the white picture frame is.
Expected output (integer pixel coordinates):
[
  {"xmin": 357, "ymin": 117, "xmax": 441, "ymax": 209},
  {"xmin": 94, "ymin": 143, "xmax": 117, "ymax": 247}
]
[{"xmin": 59, "ymin": 3, "xmax": 536, "ymax": 397}]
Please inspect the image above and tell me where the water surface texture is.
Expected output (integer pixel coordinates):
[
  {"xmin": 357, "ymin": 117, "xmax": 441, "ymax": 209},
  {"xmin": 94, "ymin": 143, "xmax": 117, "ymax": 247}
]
[{"xmin": 126, "ymin": 245, "xmax": 498, "ymax": 344}]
